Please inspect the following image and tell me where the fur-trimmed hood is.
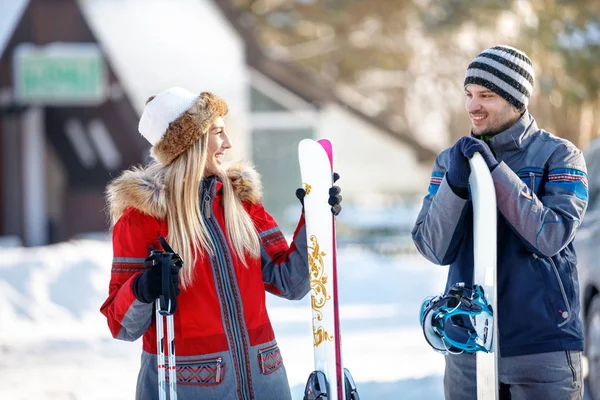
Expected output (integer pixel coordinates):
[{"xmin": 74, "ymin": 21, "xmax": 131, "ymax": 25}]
[{"xmin": 106, "ymin": 162, "xmax": 263, "ymax": 226}]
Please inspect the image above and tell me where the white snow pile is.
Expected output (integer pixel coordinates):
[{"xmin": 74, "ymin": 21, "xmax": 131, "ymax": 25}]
[{"xmin": 0, "ymin": 238, "xmax": 447, "ymax": 399}]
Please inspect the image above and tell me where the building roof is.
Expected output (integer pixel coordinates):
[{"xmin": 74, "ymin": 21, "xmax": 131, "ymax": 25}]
[
  {"xmin": 214, "ymin": 0, "xmax": 436, "ymax": 163},
  {"xmin": 78, "ymin": 0, "xmax": 248, "ymax": 116},
  {"xmin": 0, "ymin": 0, "xmax": 437, "ymax": 162},
  {"xmin": 0, "ymin": 0, "xmax": 28, "ymax": 60}
]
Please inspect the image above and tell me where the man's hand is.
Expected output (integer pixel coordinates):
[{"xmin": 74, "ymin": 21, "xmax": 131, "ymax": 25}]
[
  {"xmin": 460, "ymin": 137, "xmax": 498, "ymax": 170},
  {"xmin": 446, "ymin": 138, "xmax": 472, "ymax": 189}
]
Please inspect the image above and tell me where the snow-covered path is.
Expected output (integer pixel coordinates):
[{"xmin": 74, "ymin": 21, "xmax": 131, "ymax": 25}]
[{"xmin": 0, "ymin": 239, "xmax": 447, "ymax": 399}]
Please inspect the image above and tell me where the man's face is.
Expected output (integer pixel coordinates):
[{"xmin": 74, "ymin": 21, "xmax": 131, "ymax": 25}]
[{"xmin": 465, "ymin": 84, "xmax": 521, "ymax": 136}]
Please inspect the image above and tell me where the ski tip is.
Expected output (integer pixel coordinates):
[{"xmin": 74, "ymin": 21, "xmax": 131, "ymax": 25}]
[
  {"xmin": 299, "ymin": 138, "xmax": 319, "ymax": 153},
  {"xmin": 317, "ymin": 139, "xmax": 333, "ymax": 167},
  {"xmin": 299, "ymin": 139, "xmax": 334, "ymax": 170}
]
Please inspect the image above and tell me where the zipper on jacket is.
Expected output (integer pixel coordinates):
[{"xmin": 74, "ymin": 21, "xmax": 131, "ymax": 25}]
[
  {"xmin": 202, "ymin": 180, "xmax": 253, "ymax": 399},
  {"xmin": 533, "ymin": 253, "xmax": 572, "ymax": 327},
  {"xmin": 548, "ymin": 257, "xmax": 572, "ymax": 327},
  {"xmin": 177, "ymin": 356, "xmax": 223, "ymax": 383},
  {"xmin": 203, "ymin": 180, "xmax": 212, "ymax": 219},
  {"xmin": 257, "ymin": 344, "xmax": 279, "ymax": 374},
  {"xmin": 216, "ymin": 357, "xmax": 223, "ymax": 383},
  {"xmin": 257, "ymin": 344, "xmax": 278, "ymax": 358},
  {"xmin": 529, "ymin": 172, "xmax": 536, "ymax": 194}
]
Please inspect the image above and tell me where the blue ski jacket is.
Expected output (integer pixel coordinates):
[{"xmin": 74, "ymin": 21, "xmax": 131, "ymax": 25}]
[{"xmin": 412, "ymin": 113, "xmax": 589, "ymax": 357}]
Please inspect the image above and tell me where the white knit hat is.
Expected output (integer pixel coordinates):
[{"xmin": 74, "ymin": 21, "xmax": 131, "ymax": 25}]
[
  {"xmin": 138, "ymin": 87, "xmax": 199, "ymax": 145},
  {"xmin": 137, "ymin": 88, "xmax": 229, "ymax": 165}
]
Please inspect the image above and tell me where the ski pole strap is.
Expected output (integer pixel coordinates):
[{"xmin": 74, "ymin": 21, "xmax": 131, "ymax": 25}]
[
  {"xmin": 158, "ymin": 235, "xmax": 184, "ymax": 268},
  {"xmin": 158, "ymin": 236, "xmax": 175, "ymax": 253}
]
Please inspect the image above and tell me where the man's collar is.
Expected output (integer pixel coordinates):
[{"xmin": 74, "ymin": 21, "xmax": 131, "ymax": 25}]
[{"xmin": 472, "ymin": 112, "xmax": 538, "ymax": 153}]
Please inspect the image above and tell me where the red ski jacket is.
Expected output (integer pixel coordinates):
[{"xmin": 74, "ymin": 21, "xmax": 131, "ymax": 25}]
[{"xmin": 101, "ymin": 163, "xmax": 309, "ymax": 399}]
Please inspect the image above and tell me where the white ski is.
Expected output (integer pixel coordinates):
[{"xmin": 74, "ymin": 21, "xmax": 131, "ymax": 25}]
[
  {"xmin": 299, "ymin": 138, "xmax": 348, "ymax": 400},
  {"xmin": 468, "ymin": 152, "xmax": 499, "ymax": 399}
]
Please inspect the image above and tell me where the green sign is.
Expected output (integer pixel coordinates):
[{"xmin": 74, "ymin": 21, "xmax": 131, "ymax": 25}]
[{"xmin": 13, "ymin": 43, "xmax": 107, "ymax": 105}]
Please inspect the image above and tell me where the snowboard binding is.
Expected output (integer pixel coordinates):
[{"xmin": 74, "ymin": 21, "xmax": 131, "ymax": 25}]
[{"xmin": 420, "ymin": 283, "xmax": 494, "ymax": 355}]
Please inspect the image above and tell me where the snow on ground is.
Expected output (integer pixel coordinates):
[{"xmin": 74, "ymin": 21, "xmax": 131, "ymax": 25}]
[{"xmin": 0, "ymin": 238, "xmax": 448, "ymax": 399}]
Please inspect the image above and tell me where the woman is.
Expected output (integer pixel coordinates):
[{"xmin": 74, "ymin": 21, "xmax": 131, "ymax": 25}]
[{"xmin": 101, "ymin": 87, "xmax": 341, "ymax": 399}]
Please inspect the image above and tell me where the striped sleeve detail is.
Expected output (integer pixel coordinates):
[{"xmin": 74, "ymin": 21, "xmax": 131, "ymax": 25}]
[
  {"xmin": 546, "ymin": 168, "xmax": 589, "ymax": 200},
  {"xmin": 259, "ymin": 227, "xmax": 287, "ymax": 248},
  {"xmin": 111, "ymin": 257, "xmax": 146, "ymax": 275},
  {"xmin": 428, "ymin": 172, "xmax": 444, "ymax": 195}
]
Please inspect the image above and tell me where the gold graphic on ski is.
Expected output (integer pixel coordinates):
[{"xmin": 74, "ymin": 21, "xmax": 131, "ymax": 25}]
[
  {"xmin": 308, "ymin": 235, "xmax": 333, "ymax": 347},
  {"xmin": 313, "ymin": 326, "xmax": 333, "ymax": 347},
  {"xmin": 303, "ymin": 183, "xmax": 312, "ymax": 195}
]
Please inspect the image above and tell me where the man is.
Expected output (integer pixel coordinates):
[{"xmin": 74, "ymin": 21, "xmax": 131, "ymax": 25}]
[{"xmin": 412, "ymin": 45, "xmax": 588, "ymax": 399}]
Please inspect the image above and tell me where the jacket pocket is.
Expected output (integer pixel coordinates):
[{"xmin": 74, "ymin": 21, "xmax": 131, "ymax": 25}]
[
  {"xmin": 533, "ymin": 254, "xmax": 572, "ymax": 327},
  {"xmin": 174, "ymin": 356, "xmax": 224, "ymax": 386},
  {"xmin": 257, "ymin": 343, "xmax": 283, "ymax": 375},
  {"xmin": 517, "ymin": 168, "xmax": 543, "ymax": 195}
]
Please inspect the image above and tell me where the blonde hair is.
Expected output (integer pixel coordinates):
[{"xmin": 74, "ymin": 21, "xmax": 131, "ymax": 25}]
[{"xmin": 162, "ymin": 112, "xmax": 260, "ymax": 288}]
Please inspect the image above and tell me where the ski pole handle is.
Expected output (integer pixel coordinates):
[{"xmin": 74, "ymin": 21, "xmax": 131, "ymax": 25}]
[{"xmin": 158, "ymin": 252, "xmax": 175, "ymax": 315}]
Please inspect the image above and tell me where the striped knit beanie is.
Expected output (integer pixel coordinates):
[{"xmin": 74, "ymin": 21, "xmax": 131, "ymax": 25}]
[{"xmin": 464, "ymin": 45, "xmax": 535, "ymax": 112}]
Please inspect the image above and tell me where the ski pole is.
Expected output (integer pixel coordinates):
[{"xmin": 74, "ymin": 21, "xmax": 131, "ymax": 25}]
[
  {"xmin": 155, "ymin": 244, "xmax": 178, "ymax": 400},
  {"xmin": 155, "ymin": 299, "xmax": 167, "ymax": 400},
  {"xmin": 159, "ymin": 236, "xmax": 183, "ymax": 399},
  {"xmin": 166, "ymin": 312, "xmax": 177, "ymax": 400},
  {"xmin": 155, "ymin": 302, "xmax": 177, "ymax": 399}
]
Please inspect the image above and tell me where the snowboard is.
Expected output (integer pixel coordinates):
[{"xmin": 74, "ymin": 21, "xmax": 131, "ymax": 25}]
[
  {"xmin": 468, "ymin": 152, "xmax": 499, "ymax": 399},
  {"xmin": 298, "ymin": 138, "xmax": 359, "ymax": 400}
]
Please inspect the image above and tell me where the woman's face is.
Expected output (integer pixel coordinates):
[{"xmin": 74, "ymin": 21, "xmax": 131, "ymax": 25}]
[{"xmin": 205, "ymin": 117, "xmax": 231, "ymax": 176}]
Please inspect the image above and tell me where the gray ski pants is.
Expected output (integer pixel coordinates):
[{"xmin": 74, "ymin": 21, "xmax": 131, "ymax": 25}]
[{"xmin": 444, "ymin": 351, "xmax": 584, "ymax": 400}]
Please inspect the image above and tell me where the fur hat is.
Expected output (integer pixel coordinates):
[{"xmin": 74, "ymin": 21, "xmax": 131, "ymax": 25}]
[
  {"xmin": 464, "ymin": 45, "xmax": 535, "ymax": 112},
  {"xmin": 138, "ymin": 87, "xmax": 228, "ymax": 165}
]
